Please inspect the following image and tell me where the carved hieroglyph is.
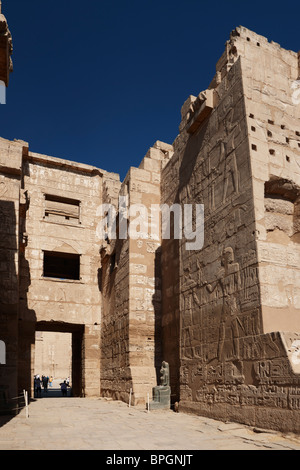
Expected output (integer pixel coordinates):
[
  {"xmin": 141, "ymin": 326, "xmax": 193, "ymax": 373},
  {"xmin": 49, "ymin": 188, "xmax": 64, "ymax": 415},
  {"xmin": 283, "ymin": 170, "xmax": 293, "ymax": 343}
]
[
  {"xmin": 161, "ymin": 26, "xmax": 300, "ymax": 433},
  {"xmin": 1, "ymin": 25, "xmax": 300, "ymax": 433}
]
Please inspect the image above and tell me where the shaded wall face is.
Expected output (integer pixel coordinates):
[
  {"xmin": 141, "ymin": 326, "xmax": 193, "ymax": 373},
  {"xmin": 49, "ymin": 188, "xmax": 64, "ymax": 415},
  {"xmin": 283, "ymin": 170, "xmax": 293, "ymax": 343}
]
[
  {"xmin": 100, "ymin": 237, "xmax": 131, "ymax": 402},
  {"xmin": 99, "ymin": 176, "xmax": 131, "ymax": 402},
  {"xmin": 176, "ymin": 58, "xmax": 261, "ymax": 401},
  {"xmin": 161, "ymin": 153, "xmax": 181, "ymax": 402},
  {"xmin": 0, "ymin": 140, "xmax": 32, "ymax": 398},
  {"xmin": 0, "ymin": 181, "xmax": 20, "ymax": 400}
]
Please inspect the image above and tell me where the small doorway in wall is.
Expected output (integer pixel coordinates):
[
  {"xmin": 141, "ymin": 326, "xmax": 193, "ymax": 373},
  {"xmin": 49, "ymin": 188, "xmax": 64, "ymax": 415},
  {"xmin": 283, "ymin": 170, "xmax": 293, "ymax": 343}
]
[
  {"xmin": 34, "ymin": 331, "xmax": 72, "ymax": 391},
  {"xmin": 35, "ymin": 322, "xmax": 84, "ymax": 398}
]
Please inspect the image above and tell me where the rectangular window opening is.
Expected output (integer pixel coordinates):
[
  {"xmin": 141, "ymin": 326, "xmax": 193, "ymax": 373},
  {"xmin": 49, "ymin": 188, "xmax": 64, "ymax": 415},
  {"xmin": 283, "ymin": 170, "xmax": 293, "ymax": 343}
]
[
  {"xmin": 43, "ymin": 251, "xmax": 80, "ymax": 280},
  {"xmin": 44, "ymin": 194, "xmax": 80, "ymax": 223}
]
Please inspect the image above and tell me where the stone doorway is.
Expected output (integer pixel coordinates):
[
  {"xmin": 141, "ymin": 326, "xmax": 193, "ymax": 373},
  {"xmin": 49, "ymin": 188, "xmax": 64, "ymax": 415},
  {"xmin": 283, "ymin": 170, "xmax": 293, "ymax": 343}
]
[
  {"xmin": 35, "ymin": 322, "xmax": 84, "ymax": 398},
  {"xmin": 34, "ymin": 331, "xmax": 72, "ymax": 383}
]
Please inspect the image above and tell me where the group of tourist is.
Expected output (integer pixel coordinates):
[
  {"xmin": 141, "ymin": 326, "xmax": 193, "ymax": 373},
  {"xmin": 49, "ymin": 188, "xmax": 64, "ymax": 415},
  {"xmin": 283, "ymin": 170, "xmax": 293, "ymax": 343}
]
[
  {"xmin": 33, "ymin": 374, "xmax": 53, "ymax": 397},
  {"xmin": 34, "ymin": 375, "xmax": 70, "ymax": 397}
]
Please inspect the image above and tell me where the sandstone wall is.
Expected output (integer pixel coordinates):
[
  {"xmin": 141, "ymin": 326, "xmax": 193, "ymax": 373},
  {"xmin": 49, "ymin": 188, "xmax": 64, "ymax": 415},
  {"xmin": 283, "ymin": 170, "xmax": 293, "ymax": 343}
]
[
  {"xmin": 19, "ymin": 151, "xmax": 107, "ymax": 397},
  {"xmin": 100, "ymin": 143, "xmax": 171, "ymax": 405},
  {"xmin": 167, "ymin": 27, "xmax": 300, "ymax": 433},
  {"xmin": 1, "ymin": 16, "xmax": 300, "ymax": 433},
  {"xmin": 0, "ymin": 139, "xmax": 24, "ymax": 402},
  {"xmin": 236, "ymin": 27, "xmax": 300, "ymax": 333},
  {"xmin": 100, "ymin": 174, "xmax": 130, "ymax": 402},
  {"xmin": 34, "ymin": 331, "xmax": 72, "ymax": 381},
  {"xmin": 127, "ymin": 145, "xmax": 164, "ymax": 404}
]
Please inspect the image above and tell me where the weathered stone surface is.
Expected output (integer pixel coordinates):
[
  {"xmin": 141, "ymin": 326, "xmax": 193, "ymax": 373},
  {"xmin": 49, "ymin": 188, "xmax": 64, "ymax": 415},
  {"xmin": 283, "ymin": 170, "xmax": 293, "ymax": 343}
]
[
  {"xmin": 1, "ymin": 24, "xmax": 300, "ymax": 434},
  {"xmin": 165, "ymin": 26, "xmax": 300, "ymax": 434}
]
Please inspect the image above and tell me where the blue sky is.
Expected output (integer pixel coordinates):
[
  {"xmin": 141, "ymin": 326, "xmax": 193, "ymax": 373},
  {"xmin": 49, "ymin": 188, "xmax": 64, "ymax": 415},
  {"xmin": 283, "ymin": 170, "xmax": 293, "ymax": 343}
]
[{"xmin": 1, "ymin": 0, "xmax": 300, "ymax": 181}]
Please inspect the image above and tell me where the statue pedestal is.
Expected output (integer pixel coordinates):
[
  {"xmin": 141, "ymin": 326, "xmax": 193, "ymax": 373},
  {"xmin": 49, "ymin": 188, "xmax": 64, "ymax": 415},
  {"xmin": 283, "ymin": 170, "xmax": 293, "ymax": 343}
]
[{"xmin": 149, "ymin": 385, "xmax": 171, "ymax": 410}]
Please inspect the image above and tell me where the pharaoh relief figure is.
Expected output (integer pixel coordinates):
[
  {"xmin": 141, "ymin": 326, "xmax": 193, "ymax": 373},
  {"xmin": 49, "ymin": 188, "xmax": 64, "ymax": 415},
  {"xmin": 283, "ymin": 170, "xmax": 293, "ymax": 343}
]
[{"xmin": 206, "ymin": 247, "xmax": 244, "ymax": 361}]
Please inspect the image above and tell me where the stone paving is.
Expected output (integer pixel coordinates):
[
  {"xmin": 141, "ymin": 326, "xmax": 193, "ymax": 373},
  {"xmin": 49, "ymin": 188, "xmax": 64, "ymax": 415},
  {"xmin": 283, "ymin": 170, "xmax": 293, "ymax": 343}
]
[{"xmin": 1, "ymin": 388, "xmax": 300, "ymax": 451}]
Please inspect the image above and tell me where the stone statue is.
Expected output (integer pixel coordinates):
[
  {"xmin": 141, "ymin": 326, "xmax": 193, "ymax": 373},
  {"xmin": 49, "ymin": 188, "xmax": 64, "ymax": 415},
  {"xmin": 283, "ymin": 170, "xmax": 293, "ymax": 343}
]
[
  {"xmin": 149, "ymin": 361, "xmax": 171, "ymax": 410},
  {"xmin": 160, "ymin": 361, "xmax": 169, "ymax": 387}
]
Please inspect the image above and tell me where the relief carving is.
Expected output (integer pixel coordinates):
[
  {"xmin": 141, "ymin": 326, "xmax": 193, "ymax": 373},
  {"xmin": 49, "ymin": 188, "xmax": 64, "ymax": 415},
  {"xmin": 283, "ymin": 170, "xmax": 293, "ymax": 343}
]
[{"xmin": 205, "ymin": 247, "xmax": 244, "ymax": 361}]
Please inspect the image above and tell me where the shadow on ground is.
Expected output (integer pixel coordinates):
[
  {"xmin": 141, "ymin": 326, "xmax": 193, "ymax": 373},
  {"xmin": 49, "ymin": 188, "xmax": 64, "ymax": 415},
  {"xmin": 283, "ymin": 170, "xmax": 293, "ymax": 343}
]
[
  {"xmin": 0, "ymin": 386, "xmax": 72, "ymax": 428},
  {"xmin": 33, "ymin": 386, "xmax": 72, "ymax": 399}
]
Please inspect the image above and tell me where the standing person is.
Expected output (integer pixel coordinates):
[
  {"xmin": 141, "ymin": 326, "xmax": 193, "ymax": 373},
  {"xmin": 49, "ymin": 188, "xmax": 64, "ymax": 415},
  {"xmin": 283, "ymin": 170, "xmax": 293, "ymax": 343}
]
[
  {"xmin": 42, "ymin": 375, "xmax": 49, "ymax": 393},
  {"xmin": 34, "ymin": 375, "xmax": 37, "ymax": 398},
  {"xmin": 49, "ymin": 376, "xmax": 53, "ymax": 387},
  {"xmin": 35, "ymin": 375, "xmax": 42, "ymax": 398},
  {"xmin": 60, "ymin": 380, "xmax": 68, "ymax": 397}
]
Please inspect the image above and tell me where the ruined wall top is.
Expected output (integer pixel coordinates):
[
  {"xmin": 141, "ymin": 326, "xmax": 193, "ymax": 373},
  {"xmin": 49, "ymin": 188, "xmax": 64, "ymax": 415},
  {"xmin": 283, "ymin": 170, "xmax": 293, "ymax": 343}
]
[
  {"xmin": 230, "ymin": 26, "xmax": 298, "ymax": 55},
  {"xmin": 178, "ymin": 26, "xmax": 300, "ymax": 136},
  {"xmin": 214, "ymin": 26, "xmax": 299, "ymax": 85}
]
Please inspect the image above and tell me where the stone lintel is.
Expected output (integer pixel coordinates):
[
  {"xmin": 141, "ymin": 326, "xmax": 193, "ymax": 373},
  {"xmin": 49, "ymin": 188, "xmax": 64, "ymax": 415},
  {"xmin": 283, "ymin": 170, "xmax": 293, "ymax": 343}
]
[{"xmin": 25, "ymin": 151, "xmax": 106, "ymax": 177}]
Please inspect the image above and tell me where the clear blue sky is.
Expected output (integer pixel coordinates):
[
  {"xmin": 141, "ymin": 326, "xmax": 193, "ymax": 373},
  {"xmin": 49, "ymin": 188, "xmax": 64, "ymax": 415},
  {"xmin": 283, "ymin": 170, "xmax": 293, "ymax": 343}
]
[{"xmin": 1, "ymin": 0, "xmax": 300, "ymax": 180}]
